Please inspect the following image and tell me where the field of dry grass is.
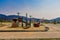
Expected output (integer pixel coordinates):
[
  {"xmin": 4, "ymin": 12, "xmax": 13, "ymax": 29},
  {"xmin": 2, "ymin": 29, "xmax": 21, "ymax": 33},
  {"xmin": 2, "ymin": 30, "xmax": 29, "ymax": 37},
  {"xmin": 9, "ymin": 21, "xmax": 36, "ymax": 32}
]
[
  {"xmin": 0, "ymin": 22, "xmax": 45, "ymax": 30},
  {"xmin": 0, "ymin": 22, "xmax": 60, "ymax": 39}
]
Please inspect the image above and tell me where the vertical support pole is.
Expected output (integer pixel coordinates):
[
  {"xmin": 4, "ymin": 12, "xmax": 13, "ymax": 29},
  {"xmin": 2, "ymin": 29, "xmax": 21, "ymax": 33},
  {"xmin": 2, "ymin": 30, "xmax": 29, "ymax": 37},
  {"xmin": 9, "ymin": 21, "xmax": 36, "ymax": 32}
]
[
  {"xmin": 30, "ymin": 15, "xmax": 32, "ymax": 27},
  {"xmin": 17, "ymin": 12, "xmax": 20, "ymax": 19},
  {"xmin": 22, "ymin": 16, "xmax": 23, "ymax": 27},
  {"xmin": 17, "ymin": 12, "xmax": 20, "ymax": 27},
  {"xmin": 26, "ymin": 13, "xmax": 28, "ymax": 27}
]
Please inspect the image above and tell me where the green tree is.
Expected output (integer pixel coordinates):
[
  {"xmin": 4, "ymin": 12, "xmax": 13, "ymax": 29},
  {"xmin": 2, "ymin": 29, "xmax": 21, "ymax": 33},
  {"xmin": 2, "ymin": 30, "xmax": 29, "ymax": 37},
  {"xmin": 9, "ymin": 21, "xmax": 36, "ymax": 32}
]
[{"xmin": 53, "ymin": 19, "xmax": 57, "ymax": 24}]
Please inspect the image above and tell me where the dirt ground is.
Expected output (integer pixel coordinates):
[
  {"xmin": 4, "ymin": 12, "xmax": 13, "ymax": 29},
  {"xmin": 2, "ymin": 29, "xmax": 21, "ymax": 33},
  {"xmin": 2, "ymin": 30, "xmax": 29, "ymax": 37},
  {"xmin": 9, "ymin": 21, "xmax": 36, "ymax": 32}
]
[
  {"xmin": 0, "ymin": 22, "xmax": 60, "ymax": 39},
  {"xmin": 0, "ymin": 22, "xmax": 45, "ymax": 30}
]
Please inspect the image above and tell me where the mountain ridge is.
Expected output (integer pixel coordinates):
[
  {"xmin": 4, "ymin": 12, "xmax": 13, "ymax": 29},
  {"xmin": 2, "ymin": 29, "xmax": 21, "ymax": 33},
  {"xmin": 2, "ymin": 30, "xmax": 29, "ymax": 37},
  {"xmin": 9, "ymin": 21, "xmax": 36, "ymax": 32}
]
[
  {"xmin": 0, "ymin": 14, "xmax": 60, "ymax": 22},
  {"xmin": 0, "ymin": 14, "xmax": 40, "ymax": 22}
]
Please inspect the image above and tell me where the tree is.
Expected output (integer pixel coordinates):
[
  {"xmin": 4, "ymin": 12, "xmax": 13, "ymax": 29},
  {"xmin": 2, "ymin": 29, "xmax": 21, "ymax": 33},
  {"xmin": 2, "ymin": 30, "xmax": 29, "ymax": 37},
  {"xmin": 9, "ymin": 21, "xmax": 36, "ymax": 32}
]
[{"xmin": 53, "ymin": 19, "xmax": 57, "ymax": 24}]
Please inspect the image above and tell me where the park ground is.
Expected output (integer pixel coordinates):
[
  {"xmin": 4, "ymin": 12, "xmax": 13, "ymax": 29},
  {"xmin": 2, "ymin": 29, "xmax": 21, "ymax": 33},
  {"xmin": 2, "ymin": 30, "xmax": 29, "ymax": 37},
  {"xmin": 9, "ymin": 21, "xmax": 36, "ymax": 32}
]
[{"xmin": 0, "ymin": 22, "xmax": 60, "ymax": 39}]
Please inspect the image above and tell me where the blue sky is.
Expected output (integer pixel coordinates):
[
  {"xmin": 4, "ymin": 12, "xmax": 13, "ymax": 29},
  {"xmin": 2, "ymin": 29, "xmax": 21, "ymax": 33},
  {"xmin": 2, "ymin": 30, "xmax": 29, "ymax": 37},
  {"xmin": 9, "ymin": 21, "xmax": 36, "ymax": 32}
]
[{"xmin": 0, "ymin": 0, "xmax": 60, "ymax": 19}]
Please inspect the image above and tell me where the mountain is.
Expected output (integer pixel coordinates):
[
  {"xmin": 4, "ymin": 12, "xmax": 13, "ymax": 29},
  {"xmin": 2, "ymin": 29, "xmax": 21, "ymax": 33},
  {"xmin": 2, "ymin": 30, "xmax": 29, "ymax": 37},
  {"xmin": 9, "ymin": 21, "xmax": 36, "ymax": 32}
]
[
  {"xmin": 55, "ymin": 17, "xmax": 60, "ymax": 22},
  {"xmin": 50, "ymin": 17, "xmax": 60, "ymax": 22},
  {"xmin": 1, "ymin": 14, "xmax": 60, "ymax": 23},
  {"xmin": 0, "ymin": 14, "xmax": 60, "ymax": 23},
  {"xmin": 7, "ymin": 15, "xmax": 20, "ymax": 20},
  {"xmin": 0, "ymin": 14, "xmax": 7, "ymax": 20},
  {"xmin": 0, "ymin": 14, "xmax": 40, "ymax": 22}
]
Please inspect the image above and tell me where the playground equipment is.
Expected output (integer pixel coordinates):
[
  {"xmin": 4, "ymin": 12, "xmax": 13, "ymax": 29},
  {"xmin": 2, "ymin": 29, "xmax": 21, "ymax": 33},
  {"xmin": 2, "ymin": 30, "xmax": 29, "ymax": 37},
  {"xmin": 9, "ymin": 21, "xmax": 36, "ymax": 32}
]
[
  {"xmin": 19, "ymin": 17, "xmax": 31, "ymax": 29},
  {"xmin": 11, "ymin": 17, "xmax": 40, "ymax": 29},
  {"xmin": 11, "ymin": 17, "xmax": 31, "ymax": 29},
  {"xmin": 11, "ymin": 19, "xmax": 19, "ymax": 28},
  {"xmin": 33, "ymin": 22, "xmax": 40, "ymax": 27},
  {"xmin": 11, "ymin": 13, "xmax": 40, "ymax": 29}
]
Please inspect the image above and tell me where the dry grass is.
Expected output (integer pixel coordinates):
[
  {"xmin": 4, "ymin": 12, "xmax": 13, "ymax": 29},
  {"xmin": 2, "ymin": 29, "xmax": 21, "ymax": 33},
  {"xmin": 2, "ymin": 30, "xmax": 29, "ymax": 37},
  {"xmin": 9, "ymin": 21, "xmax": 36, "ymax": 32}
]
[{"xmin": 0, "ymin": 22, "xmax": 45, "ymax": 30}]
